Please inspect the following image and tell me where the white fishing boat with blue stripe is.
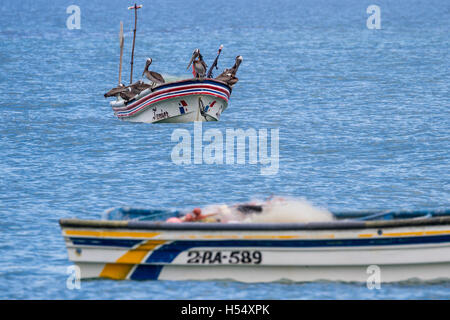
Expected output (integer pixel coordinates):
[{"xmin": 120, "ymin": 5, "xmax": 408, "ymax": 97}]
[
  {"xmin": 59, "ymin": 207, "xmax": 450, "ymax": 283},
  {"xmin": 104, "ymin": 7, "xmax": 240, "ymax": 124},
  {"xmin": 110, "ymin": 79, "xmax": 233, "ymax": 123}
]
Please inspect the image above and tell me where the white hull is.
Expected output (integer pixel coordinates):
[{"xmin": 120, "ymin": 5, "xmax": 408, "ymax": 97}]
[
  {"xmin": 124, "ymin": 94, "xmax": 225, "ymax": 123},
  {"xmin": 111, "ymin": 79, "xmax": 232, "ymax": 123},
  {"xmin": 74, "ymin": 262, "xmax": 450, "ymax": 283},
  {"xmin": 60, "ymin": 218, "xmax": 450, "ymax": 283}
]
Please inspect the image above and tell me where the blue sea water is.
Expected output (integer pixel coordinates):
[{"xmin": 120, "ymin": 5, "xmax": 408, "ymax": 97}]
[{"xmin": 0, "ymin": 0, "xmax": 449, "ymax": 299}]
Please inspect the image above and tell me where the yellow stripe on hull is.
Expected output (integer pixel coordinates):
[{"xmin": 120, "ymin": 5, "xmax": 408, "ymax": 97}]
[
  {"xmin": 64, "ymin": 229, "xmax": 161, "ymax": 238},
  {"xmin": 99, "ymin": 240, "xmax": 167, "ymax": 280}
]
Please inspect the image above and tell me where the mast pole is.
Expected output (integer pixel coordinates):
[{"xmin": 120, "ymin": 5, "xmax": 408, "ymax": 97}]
[
  {"xmin": 128, "ymin": 4, "xmax": 142, "ymax": 84},
  {"xmin": 118, "ymin": 21, "xmax": 124, "ymax": 86}
]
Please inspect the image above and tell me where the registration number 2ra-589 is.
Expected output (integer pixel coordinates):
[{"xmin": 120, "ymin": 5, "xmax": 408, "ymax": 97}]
[{"xmin": 186, "ymin": 250, "xmax": 262, "ymax": 264}]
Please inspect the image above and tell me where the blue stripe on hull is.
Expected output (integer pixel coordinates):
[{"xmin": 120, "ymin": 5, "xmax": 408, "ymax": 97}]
[
  {"xmin": 70, "ymin": 237, "xmax": 142, "ymax": 248},
  {"xmin": 145, "ymin": 234, "xmax": 450, "ymax": 264},
  {"xmin": 68, "ymin": 234, "xmax": 450, "ymax": 280},
  {"xmin": 116, "ymin": 88, "xmax": 228, "ymax": 116},
  {"xmin": 68, "ymin": 234, "xmax": 450, "ymax": 255},
  {"xmin": 130, "ymin": 265, "xmax": 164, "ymax": 280},
  {"xmin": 152, "ymin": 79, "xmax": 231, "ymax": 92}
]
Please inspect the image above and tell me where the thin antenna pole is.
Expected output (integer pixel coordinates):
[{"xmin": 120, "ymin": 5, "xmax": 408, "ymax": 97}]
[{"xmin": 128, "ymin": 4, "xmax": 142, "ymax": 84}]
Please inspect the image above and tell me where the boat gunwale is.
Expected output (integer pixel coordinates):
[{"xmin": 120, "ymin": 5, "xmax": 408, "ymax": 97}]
[
  {"xmin": 59, "ymin": 216, "xmax": 450, "ymax": 231},
  {"xmin": 152, "ymin": 78, "xmax": 232, "ymax": 93}
]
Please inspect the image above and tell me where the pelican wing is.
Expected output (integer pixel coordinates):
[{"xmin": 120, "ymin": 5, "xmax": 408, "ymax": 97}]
[
  {"xmin": 132, "ymin": 81, "xmax": 152, "ymax": 91},
  {"xmin": 104, "ymin": 86, "xmax": 127, "ymax": 98},
  {"xmin": 149, "ymin": 71, "xmax": 165, "ymax": 84},
  {"xmin": 201, "ymin": 60, "xmax": 207, "ymax": 71},
  {"xmin": 215, "ymin": 72, "xmax": 239, "ymax": 87},
  {"xmin": 119, "ymin": 90, "xmax": 136, "ymax": 101},
  {"xmin": 194, "ymin": 60, "xmax": 207, "ymax": 77}
]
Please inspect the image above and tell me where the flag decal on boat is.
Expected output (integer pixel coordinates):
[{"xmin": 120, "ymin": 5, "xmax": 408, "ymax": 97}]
[{"xmin": 179, "ymin": 100, "xmax": 188, "ymax": 114}]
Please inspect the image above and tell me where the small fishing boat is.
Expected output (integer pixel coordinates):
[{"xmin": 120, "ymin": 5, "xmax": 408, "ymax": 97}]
[
  {"xmin": 110, "ymin": 79, "xmax": 232, "ymax": 123},
  {"xmin": 104, "ymin": 5, "xmax": 240, "ymax": 123},
  {"xmin": 59, "ymin": 207, "xmax": 450, "ymax": 283}
]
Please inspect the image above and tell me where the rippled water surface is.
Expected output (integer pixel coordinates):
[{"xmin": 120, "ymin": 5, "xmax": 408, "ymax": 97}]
[{"xmin": 0, "ymin": 0, "xmax": 449, "ymax": 299}]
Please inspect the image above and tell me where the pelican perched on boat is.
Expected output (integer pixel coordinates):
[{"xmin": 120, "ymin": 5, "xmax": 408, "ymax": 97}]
[
  {"xmin": 105, "ymin": 81, "xmax": 152, "ymax": 101},
  {"xmin": 104, "ymin": 83, "xmax": 127, "ymax": 98},
  {"xmin": 142, "ymin": 58, "xmax": 165, "ymax": 88},
  {"xmin": 120, "ymin": 87, "xmax": 138, "ymax": 101},
  {"xmin": 215, "ymin": 55, "xmax": 243, "ymax": 87},
  {"xmin": 130, "ymin": 80, "xmax": 152, "ymax": 92},
  {"xmin": 187, "ymin": 49, "xmax": 207, "ymax": 78}
]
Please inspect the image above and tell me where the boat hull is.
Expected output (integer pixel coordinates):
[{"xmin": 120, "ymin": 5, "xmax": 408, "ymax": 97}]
[
  {"xmin": 60, "ymin": 217, "xmax": 450, "ymax": 283},
  {"xmin": 111, "ymin": 79, "xmax": 232, "ymax": 123},
  {"xmin": 74, "ymin": 262, "xmax": 450, "ymax": 283}
]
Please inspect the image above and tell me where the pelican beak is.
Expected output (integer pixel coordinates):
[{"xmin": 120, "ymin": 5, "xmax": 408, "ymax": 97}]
[{"xmin": 187, "ymin": 55, "xmax": 195, "ymax": 70}]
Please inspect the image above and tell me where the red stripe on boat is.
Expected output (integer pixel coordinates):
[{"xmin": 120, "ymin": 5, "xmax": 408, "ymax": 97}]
[
  {"xmin": 117, "ymin": 91, "xmax": 228, "ymax": 117},
  {"xmin": 113, "ymin": 83, "xmax": 231, "ymax": 112}
]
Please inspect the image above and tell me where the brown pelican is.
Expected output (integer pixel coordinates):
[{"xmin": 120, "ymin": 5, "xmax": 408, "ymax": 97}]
[
  {"xmin": 187, "ymin": 49, "xmax": 207, "ymax": 78},
  {"xmin": 131, "ymin": 80, "xmax": 152, "ymax": 92},
  {"xmin": 104, "ymin": 83, "xmax": 127, "ymax": 98},
  {"xmin": 215, "ymin": 55, "xmax": 243, "ymax": 87},
  {"xmin": 142, "ymin": 58, "xmax": 165, "ymax": 88},
  {"xmin": 119, "ymin": 87, "xmax": 138, "ymax": 101},
  {"xmin": 104, "ymin": 80, "xmax": 152, "ymax": 101},
  {"xmin": 123, "ymin": 81, "xmax": 152, "ymax": 100}
]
